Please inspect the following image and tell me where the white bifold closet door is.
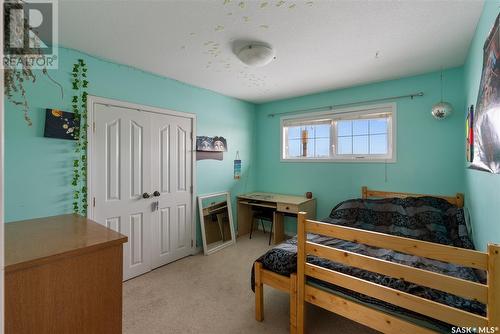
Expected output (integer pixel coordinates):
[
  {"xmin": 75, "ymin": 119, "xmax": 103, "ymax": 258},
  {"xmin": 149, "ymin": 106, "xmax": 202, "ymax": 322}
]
[{"xmin": 93, "ymin": 103, "xmax": 193, "ymax": 281}]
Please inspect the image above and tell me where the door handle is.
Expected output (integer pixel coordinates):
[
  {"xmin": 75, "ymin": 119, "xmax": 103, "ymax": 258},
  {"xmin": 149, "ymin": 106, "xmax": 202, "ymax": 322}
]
[
  {"xmin": 153, "ymin": 191, "xmax": 161, "ymax": 197},
  {"xmin": 142, "ymin": 192, "xmax": 152, "ymax": 199}
]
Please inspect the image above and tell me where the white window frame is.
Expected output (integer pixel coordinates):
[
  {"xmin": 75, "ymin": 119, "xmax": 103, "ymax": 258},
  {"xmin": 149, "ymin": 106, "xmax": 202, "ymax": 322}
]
[{"xmin": 280, "ymin": 103, "xmax": 397, "ymax": 163}]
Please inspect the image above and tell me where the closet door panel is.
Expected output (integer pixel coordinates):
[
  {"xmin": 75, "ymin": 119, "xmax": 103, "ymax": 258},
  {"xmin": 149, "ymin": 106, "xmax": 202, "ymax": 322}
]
[
  {"xmin": 93, "ymin": 104, "xmax": 152, "ymax": 281},
  {"xmin": 150, "ymin": 113, "xmax": 193, "ymax": 268}
]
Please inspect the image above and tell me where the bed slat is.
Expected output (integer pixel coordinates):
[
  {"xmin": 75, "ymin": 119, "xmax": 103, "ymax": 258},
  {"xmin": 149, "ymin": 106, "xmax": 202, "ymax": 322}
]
[
  {"xmin": 305, "ymin": 263, "xmax": 488, "ymax": 327},
  {"xmin": 306, "ymin": 220, "xmax": 488, "ymax": 270},
  {"xmin": 305, "ymin": 285, "xmax": 438, "ymax": 334},
  {"xmin": 306, "ymin": 242, "xmax": 488, "ymax": 303}
]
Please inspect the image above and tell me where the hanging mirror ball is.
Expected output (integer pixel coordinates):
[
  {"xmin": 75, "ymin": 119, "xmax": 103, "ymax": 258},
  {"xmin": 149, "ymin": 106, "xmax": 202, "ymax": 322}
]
[{"xmin": 431, "ymin": 102, "xmax": 453, "ymax": 120}]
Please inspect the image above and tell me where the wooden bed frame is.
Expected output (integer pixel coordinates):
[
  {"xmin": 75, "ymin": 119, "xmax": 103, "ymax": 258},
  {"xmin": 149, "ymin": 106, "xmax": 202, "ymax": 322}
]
[{"xmin": 254, "ymin": 187, "xmax": 498, "ymax": 334}]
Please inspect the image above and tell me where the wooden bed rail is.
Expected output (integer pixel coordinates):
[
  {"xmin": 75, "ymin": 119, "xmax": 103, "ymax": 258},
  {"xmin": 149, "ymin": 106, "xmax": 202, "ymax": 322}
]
[
  {"xmin": 297, "ymin": 212, "xmax": 500, "ymax": 332},
  {"xmin": 306, "ymin": 221, "xmax": 488, "ymax": 270},
  {"xmin": 305, "ymin": 242, "xmax": 487, "ymax": 303},
  {"xmin": 361, "ymin": 186, "xmax": 465, "ymax": 208}
]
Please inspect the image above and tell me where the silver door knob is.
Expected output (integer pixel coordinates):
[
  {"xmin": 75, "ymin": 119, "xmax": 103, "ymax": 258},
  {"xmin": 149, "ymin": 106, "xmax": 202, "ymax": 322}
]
[
  {"xmin": 142, "ymin": 192, "xmax": 151, "ymax": 199},
  {"xmin": 153, "ymin": 191, "xmax": 161, "ymax": 197}
]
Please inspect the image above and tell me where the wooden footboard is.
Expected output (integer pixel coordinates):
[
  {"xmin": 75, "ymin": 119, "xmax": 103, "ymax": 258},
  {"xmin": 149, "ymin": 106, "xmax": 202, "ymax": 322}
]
[
  {"xmin": 296, "ymin": 212, "xmax": 499, "ymax": 334},
  {"xmin": 254, "ymin": 262, "xmax": 298, "ymax": 333}
]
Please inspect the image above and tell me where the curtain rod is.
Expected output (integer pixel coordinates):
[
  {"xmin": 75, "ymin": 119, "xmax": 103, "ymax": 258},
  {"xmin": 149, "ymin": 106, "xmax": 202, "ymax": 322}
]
[{"xmin": 267, "ymin": 91, "xmax": 424, "ymax": 118}]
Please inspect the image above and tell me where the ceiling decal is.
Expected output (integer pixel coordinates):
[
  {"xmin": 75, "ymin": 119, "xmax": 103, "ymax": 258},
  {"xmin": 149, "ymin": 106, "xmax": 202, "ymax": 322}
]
[
  {"xmin": 58, "ymin": 1, "xmax": 484, "ymax": 102},
  {"xmin": 182, "ymin": 0, "xmax": 316, "ymax": 93}
]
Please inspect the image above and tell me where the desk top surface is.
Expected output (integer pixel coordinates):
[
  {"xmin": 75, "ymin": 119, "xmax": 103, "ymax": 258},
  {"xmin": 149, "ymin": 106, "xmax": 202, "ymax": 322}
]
[
  {"xmin": 5, "ymin": 214, "xmax": 127, "ymax": 272},
  {"xmin": 237, "ymin": 192, "xmax": 314, "ymax": 205}
]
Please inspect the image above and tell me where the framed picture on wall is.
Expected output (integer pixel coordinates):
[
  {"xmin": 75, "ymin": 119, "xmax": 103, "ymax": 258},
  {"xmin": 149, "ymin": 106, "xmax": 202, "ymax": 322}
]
[
  {"xmin": 196, "ymin": 136, "xmax": 227, "ymax": 152},
  {"xmin": 44, "ymin": 109, "xmax": 79, "ymax": 140}
]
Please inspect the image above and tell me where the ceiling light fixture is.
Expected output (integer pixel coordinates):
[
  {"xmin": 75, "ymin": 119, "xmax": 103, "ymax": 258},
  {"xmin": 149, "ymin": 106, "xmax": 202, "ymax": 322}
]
[{"xmin": 236, "ymin": 43, "xmax": 276, "ymax": 67}]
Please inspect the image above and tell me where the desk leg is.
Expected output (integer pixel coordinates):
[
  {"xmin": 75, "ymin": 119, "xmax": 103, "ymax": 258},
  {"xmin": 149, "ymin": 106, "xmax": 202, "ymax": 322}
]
[
  {"xmin": 237, "ymin": 200, "xmax": 253, "ymax": 237},
  {"xmin": 273, "ymin": 211, "xmax": 285, "ymax": 244}
]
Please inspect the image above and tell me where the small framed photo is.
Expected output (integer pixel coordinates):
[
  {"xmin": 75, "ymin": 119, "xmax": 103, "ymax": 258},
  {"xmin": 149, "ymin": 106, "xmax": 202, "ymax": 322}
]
[{"xmin": 196, "ymin": 136, "xmax": 227, "ymax": 152}]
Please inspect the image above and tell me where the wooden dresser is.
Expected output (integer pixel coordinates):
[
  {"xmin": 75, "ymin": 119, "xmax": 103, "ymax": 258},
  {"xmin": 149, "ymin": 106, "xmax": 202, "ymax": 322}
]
[{"xmin": 5, "ymin": 214, "xmax": 127, "ymax": 334}]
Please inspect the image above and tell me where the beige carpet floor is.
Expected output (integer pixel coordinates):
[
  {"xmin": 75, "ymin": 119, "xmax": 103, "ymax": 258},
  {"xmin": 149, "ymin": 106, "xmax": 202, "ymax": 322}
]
[{"xmin": 123, "ymin": 231, "xmax": 379, "ymax": 334}]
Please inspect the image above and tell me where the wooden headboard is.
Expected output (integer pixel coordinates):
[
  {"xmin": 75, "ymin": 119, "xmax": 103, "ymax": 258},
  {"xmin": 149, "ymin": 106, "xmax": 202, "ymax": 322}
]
[{"xmin": 361, "ymin": 186, "xmax": 464, "ymax": 208}]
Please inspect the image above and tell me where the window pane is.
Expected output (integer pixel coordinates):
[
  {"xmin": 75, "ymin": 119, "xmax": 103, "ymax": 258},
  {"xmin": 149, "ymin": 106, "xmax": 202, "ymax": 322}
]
[
  {"xmin": 287, "ymin": 126, "xmax": 301, "ymax": 139},
  {"xmin": 287, "ymin": 139, "xmax": 301, "ymax": 157},
  {"xmin": 353, "ymin": 120, "xmax": 369, "ymax": 135},
  {"xmin": 369, "ymin": 134, "xmax": 388, "ymax": 154},
  {"xmin": 315, "ymin": 124, "xmax": 330, "ymax": 138},
  {"xmin": 305, "ymin": 140, "xmax": 315, "ymax": 158},
  {"xmin": 315, "ymin": 138, "xmax": 330, "ymax": 157},
  {"xmin": 337, "ymin": 120, "xmax": 352, "ymax": 136},
  {"xmin": 353, "ymin": 135, "xmax": 369, "ymax": 154},
  {"xmin": 369, "ymin": 119, "xmax": 388, "ymax": 135},
  {"xmin": 283, "ymin": 108, "xmax": 393, "ymax": 160},
  {"xmin": 337, "ymin": 137, "xmax": 352, "ymax": 155}
]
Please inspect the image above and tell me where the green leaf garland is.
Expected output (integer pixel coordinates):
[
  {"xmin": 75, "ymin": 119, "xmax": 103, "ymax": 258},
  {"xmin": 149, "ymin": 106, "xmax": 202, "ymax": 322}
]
[{"xmin": 72, "ymin": 59, "xmax": 89, "ymax": 215}]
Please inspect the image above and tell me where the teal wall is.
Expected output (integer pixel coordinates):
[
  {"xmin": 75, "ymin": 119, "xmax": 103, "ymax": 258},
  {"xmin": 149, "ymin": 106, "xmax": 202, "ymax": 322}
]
[
  {"xmin": 255, "ymin": 68, "xmax": 466, "ymax": 233},
  {"xmin": 7, "ymin": 7, "xmax": 498, "ymax": 248},
  {"xmin": 463, "ymin": 0, "xmax": 500, "ymax": 250},
  {"xmin": 5, "ymin": 47, "xmax": 257, "ymax": 245}
]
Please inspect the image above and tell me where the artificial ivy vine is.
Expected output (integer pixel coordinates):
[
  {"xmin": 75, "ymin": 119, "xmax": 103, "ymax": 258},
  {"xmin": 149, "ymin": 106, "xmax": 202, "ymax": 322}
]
[
  {"xmin": 4, "ymin": 0, "xmax": 64, "ymax": 125},
  {"xmin": 71, "ymin": 59, "xmax": 89, "ymax": 215}
]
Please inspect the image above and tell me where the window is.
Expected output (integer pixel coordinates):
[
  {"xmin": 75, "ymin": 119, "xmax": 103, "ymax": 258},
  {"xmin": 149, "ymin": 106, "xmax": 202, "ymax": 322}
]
[{"xmin": 281, "ymin": 104, "xmax": 396, "ymax": 162}]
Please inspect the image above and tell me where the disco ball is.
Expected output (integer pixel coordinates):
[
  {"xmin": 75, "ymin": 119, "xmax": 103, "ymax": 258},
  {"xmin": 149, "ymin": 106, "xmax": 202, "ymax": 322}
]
[{"xmin": 431, "ymin": 102, "xmax": 453, "ymax": 120}]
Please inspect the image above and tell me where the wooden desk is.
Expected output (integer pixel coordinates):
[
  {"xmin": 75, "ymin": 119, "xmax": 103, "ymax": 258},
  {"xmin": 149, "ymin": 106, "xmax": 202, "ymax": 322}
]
[
  {"xmin": 237, "ymin": 192, "xmax": 316, "ymax": 244},
  {"xmin": 5, "ymin": 214, "xmax": 128, "ymax": 334}
]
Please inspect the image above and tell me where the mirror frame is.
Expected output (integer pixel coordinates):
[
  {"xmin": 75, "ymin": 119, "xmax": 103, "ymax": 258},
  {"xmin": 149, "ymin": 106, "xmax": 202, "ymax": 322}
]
[{"xmin": 198, "ymin": 191, "xmax": 236, "ymax": 255}]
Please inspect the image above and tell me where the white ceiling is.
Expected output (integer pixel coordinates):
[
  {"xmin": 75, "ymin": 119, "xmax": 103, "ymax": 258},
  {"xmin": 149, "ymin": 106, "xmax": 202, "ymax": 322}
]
[{"xmin": 59, "ymin": 0, "xmax": 484, "ymax": 103}]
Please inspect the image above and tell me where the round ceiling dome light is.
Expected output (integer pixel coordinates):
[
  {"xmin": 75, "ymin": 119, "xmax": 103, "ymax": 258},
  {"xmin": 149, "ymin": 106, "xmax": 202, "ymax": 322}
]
[{"xmin": 236, "ymin": 44, "xmax": 276, "ymax": 67}]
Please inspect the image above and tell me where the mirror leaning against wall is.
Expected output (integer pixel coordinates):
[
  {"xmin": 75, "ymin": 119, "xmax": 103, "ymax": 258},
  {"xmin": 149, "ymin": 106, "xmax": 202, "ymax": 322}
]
[{"xmin": 198, "ymin": 192, "xmax": 236, "ymax": 255}]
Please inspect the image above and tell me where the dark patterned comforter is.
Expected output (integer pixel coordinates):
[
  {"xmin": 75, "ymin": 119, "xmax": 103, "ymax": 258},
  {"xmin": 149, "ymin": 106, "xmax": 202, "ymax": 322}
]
[{"xmin": 251, "ymin": 196, "xmax": 486, "ymax": 329}]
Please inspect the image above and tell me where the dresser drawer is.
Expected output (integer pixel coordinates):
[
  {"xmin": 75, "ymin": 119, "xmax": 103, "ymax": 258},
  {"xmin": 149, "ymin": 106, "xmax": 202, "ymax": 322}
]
[{"xmin": 277, "ymin": 203, "xmax": 298, "ymax": 214}]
